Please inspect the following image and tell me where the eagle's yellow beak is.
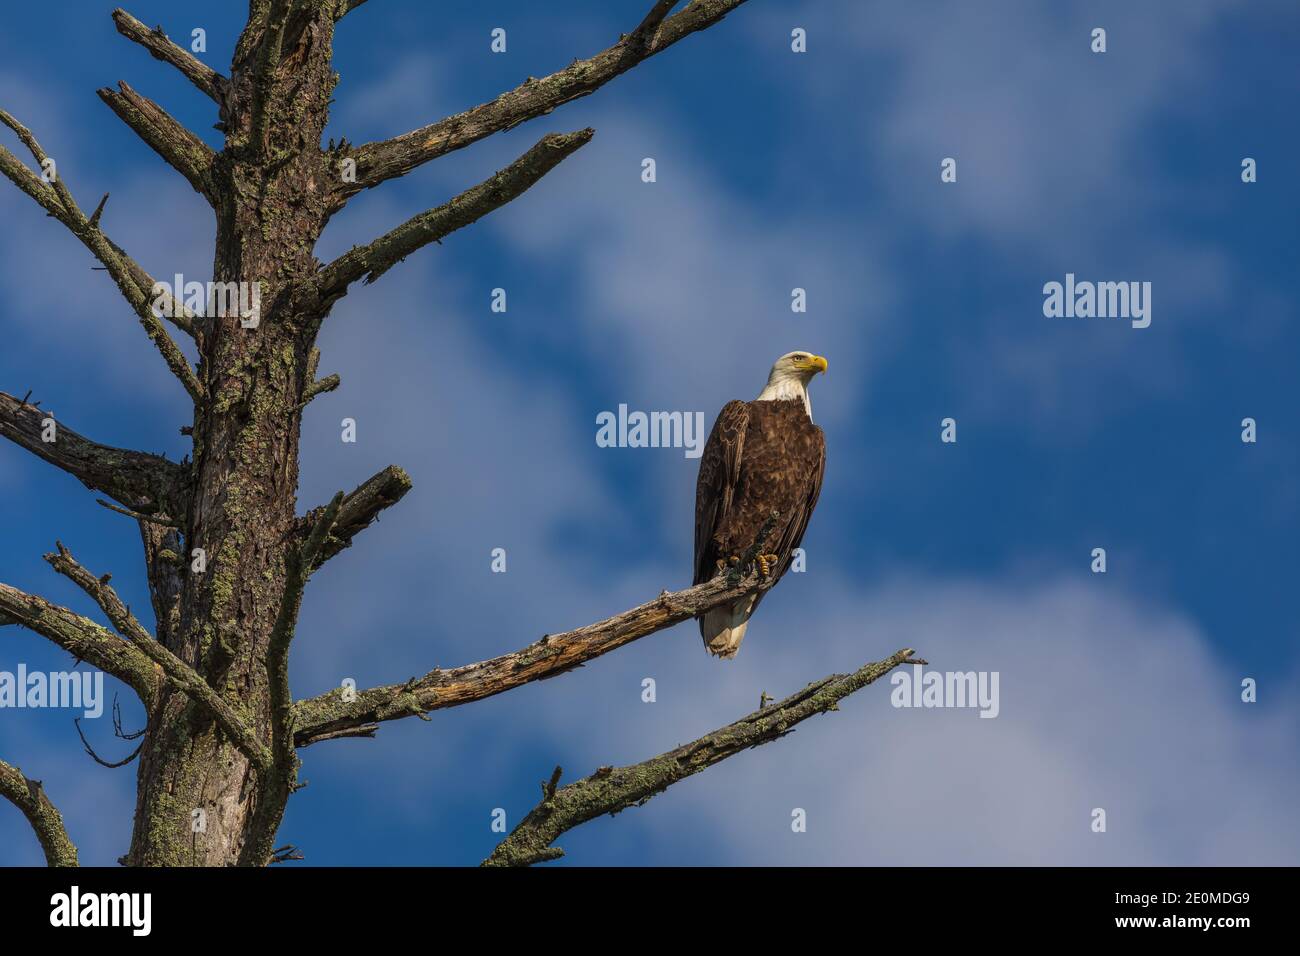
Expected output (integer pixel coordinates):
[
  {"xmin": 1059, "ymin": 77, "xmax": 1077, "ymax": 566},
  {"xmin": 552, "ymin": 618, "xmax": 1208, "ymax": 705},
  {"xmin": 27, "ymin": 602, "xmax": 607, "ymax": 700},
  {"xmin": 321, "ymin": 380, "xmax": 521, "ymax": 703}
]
[{"xmin": 807, "ymin": 355, "xmax": 828, "ymax": 374}]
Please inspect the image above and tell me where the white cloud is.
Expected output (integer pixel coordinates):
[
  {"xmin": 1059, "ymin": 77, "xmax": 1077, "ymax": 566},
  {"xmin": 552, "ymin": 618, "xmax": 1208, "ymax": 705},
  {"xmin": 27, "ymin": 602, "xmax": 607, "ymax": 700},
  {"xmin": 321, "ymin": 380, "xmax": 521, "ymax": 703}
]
[{"xmin": 821, "ymin": 0, "xmax": 1237, "ymax": 251}]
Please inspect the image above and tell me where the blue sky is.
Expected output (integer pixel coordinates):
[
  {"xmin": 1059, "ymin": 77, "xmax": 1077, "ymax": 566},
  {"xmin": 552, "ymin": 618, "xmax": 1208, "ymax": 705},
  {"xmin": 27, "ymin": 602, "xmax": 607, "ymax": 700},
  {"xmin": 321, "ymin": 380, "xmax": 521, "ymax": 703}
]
[{"xmin": 1, "ymin": 0, "xmax": 1297, "ymax": 866}]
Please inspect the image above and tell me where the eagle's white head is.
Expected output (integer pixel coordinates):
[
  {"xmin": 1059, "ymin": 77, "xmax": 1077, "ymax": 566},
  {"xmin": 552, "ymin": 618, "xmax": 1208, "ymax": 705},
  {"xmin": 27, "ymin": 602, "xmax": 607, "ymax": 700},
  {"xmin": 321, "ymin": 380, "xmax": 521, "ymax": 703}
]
[{"xmin": 755, "ymin": 350, "xmax": 828, "ymax": 419}]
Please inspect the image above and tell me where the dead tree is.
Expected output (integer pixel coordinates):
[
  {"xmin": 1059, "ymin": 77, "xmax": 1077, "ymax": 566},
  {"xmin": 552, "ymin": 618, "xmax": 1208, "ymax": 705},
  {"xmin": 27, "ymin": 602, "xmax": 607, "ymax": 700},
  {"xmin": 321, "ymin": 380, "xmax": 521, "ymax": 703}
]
[{"xmin": 0, "ymin": 1, "xmax": 917, "ymax": 867}]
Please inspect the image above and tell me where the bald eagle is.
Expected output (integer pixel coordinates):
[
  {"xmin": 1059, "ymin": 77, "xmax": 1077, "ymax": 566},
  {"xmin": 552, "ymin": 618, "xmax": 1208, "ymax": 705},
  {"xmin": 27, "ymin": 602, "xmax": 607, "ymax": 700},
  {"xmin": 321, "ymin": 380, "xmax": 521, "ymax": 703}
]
[{"xmin": 694, "ymin": 351, "xmax": 827, "ymax": 658}]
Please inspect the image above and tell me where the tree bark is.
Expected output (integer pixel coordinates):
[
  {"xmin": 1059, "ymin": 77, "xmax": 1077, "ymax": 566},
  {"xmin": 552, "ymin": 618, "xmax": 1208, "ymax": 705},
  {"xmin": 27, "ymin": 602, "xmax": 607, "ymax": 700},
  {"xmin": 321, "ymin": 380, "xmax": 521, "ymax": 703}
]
[{"xmin": 124, "ymin": 3, "xmax": 341, "ymax": 866}]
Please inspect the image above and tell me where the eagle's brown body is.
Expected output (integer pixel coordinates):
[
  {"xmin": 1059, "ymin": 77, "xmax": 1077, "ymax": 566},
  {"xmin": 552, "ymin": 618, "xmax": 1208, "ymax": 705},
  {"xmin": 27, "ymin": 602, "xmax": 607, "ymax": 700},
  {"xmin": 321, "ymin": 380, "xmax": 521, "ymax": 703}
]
[{"xmin": 694, "ymin": 397, "xmax": 826, "ymax": 657}]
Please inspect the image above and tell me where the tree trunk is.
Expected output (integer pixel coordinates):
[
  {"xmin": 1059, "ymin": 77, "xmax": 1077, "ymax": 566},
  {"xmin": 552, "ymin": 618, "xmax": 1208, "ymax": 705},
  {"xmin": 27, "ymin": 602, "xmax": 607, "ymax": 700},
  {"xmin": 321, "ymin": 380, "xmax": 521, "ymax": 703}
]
[{"xmin": 125, "ymin": 5, "xmax": 338, "ymax": 866}]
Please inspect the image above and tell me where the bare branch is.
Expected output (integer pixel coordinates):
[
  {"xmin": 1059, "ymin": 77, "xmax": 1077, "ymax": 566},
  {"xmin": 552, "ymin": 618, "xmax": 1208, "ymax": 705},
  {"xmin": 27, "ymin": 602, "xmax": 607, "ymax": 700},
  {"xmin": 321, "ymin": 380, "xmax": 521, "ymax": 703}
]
[
  {"xmin": 0, "ymin": 391, "xmax": 184, "ymax": 512},
  {"xmin": 110, "ymin": 9, "xmax": 227, "ymax": 102},
  {"xmin": 293, "ymin": 567, "xmax": 781, "ymax": 747},
  {"xmin": 269, "ymin": 844, "xmax": 304, "ymax": 863},
  {"xmin": 44, "ymin": 542, "xmax": 270, "ymax": 771},
  {"xmin": 142, "ymin": 281, "xmax": 199, "ymax": 338},
  {"xmin": 298, "ymin": 373, "xmax": 340, "ymax": 409},
  {"xmin": 0, "ymin": 109, "xmax": 83, "ymax": 222},
  {"xmin": 111, "ymin": 696, "xmax": 146, "ymax": 741},
  {"xmin": 95, "ymin": 498, "xmax": 182, "ymax": 527},
  {"xmin": 271, "ymin": 491, "xmax": 344, "ymax": 715},
  {"xmin": 240, "ymin": 492, "xmax": 345, "ymax": 866},
  {"xmin": 300, "ymin": 465, "xmax": 412, "ymax": 569},
  {"xmin": 0, "ymin": 112, "xmax": 204, "ymax": 397},
  {"xmin": 296, "ymin": 346, "xmax": 340, "ymax": 408},
  {"xmin": 0, "ymin": 120, "xmax": 195, "ymax": 339},
  {"xmin": 88, "ymin": 191, "xmax": 110, "ymax": 226},
  {"xmin": 46, "ymin": 545, "xmax": 155, "ymax": 648},
  {"xmin": 0, "ymin": 582, "xmax": 159, "ymax": 706},
  {"xmin": 310, "ymin": 129, "xmax": 592, "ymax": 304},
  {"xmin": 483, "ymin": 648, "xmax": 920, "ymax": 866},
  {"xmin": 73, "ymin": 716, "xmax": 143, "ymax": 768},
  {"xmin": 96, "ymin": 81, "xmax": 217, "ymax": 199},
  {"xmin": 343, "ymin": 0, "xmax": 748, "ymax": 194},
  {"xmin": 297, "ymin": 724, "xmax": 376, "ymax": 744},
  {"xmin": 333, "ymin": 0, "xmax": 369, "ymax": 22},
  {"xmin": 0, "ymin": 760, "xmax": 79, "ymax": 866},
  {"xmin": 631, "ymin": 1, "xmax": 679, "ymax": 47},
  {"xmin": 139, "ymin": 524, "xmax": 185, "ymax": 644}
]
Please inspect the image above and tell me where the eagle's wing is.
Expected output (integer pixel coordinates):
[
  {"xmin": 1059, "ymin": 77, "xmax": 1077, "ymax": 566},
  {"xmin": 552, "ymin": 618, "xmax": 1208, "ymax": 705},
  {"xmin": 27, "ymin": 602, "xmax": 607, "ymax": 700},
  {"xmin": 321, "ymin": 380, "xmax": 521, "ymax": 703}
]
[
  {"xmin": 693, "ymin": 400, "xmax": 750, "ymax": 584},
  {"xmin": 771, "ymin": 424, "xmax": 826, "ymax": 579}
]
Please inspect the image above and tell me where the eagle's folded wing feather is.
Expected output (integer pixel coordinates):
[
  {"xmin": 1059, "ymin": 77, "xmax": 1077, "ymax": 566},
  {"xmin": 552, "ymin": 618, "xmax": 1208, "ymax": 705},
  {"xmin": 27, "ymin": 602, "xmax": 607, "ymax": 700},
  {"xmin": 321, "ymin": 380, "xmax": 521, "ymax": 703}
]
[
  {"xmin": 772, "ymin": 426, "xmax": 825, "ymax": 579},
  {"xmin": 693, "ymin": 399, "xmax": 749, "ymax": 585}
]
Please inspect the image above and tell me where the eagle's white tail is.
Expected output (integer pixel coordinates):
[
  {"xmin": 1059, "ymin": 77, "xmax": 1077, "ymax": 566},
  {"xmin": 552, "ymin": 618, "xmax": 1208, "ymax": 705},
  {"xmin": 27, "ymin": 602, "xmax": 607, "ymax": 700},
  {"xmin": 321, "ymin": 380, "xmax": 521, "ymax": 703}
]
[{"xmin": 700, "ymin": 594, "xmax": 757, "ymax": 659}]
